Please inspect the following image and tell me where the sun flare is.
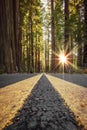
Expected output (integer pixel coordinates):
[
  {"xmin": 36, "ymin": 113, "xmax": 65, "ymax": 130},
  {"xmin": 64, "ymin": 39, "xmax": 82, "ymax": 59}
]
[{"xmin": 59, "ymin": 54, "xmax": 67, "ymax": 64}]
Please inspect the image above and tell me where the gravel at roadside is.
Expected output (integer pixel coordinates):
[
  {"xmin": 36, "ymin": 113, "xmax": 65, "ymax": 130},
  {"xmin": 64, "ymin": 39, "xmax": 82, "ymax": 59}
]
[{"xmin": 4, "ymin": 74, "xmax": 83, "ymax": 130}]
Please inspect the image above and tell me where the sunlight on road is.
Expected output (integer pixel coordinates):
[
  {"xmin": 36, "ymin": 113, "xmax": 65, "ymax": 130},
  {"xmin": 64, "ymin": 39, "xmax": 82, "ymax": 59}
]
[
  {"xmin": 46, "ymin": 74, "xmax": 87, "ymax": 130},
  {"xmin": 0, "ymin": 74, "xmax": 42, "ymax": 130}
]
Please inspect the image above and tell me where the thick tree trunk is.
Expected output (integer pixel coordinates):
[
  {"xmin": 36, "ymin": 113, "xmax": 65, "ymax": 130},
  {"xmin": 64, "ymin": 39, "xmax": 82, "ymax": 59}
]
[
  {"xmin": 0, "ymin": 0, "xmax": 20, "ymax": 73},
  {"xmin": 29, "ymin": 0, "xmax": 34, "ymax": 73},
  {"xmin": 14, "ymin": 0, "xmax": 21, "ymax": 72},
  {"xmin": 83, "ymin": 0, "xmax": 87, "ymax": 67},
  {"xmin": 0, "ymin": 1, "xmax": 4, "ymax": 72},
  {"xmin": 64, "ymin": 0, "xmax": 71, "ymax": 72},
  {"xmin": 0, "ymin": 0, "xmax": 17, "ymax": 73}
]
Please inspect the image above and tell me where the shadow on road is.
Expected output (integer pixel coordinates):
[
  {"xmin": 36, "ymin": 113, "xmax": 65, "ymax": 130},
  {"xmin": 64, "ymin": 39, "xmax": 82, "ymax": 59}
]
[
  {"xmin": 3, "ymin": 75, "xmax": 83, "ymax": 130},
  {"xmin": 0, "ymin": 73, "xmax": 37, "ymax": 88}
]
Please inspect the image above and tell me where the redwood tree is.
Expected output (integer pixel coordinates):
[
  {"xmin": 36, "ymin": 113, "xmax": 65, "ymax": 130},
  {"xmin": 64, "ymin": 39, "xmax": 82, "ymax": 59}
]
[
  {"xmin": 83, "ymin": 0, "xmax": 87, "ymax": 67},
  {"xmin": 0, "ymin": 0, "xmax": 21, "ymax": 73},
  {"xmin": 51, "ymin": 0, "xmax": 56, "ymax": 72}
]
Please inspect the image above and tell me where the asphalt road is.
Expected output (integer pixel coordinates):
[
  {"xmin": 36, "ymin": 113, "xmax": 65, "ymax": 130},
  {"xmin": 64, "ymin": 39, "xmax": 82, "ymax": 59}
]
[
  {"xmin": 4, "ymin": 75, "xmax": 81, "ymax": 130},
  {"xmin": 0, "ymin": 73, "xmax": 87, "ymax": 88},
  {"xmin": 0, "ymin": 73, "xmax": 37, "ymax": 88},
  {"xmin": 0, "ymin": 74, "xmax": 86, "ymax": 129},
  {"xmin": 50, "ymin": 73, "xmax": 87, "ymax": 88}
]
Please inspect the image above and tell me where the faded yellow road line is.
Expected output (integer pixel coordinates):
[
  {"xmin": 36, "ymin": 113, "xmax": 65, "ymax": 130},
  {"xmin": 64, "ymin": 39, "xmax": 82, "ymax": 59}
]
[
  {"xmin": 46, "ymin": 74, "xmax": 87, "ymax": 130},
  {"xmin": 0, "ymin": 74, "xmax": 42, "ymax": 130}
]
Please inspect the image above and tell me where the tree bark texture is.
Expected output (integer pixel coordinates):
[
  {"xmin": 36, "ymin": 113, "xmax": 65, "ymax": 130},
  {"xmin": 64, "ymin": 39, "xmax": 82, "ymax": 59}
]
[
  {"xmin": 83, "ymin": 0, "xmax": 87, "ymax": 67},
  {"xmin": 51, "ymin": 0, "xmax": 56, "ymax": 72},
  {"xmin": 64, "ymin": 0, "xmax": 69, "ymax": 52},
  {"xmin": 0, "ymin": 0, "xmax": 20, "ymax": 73}
]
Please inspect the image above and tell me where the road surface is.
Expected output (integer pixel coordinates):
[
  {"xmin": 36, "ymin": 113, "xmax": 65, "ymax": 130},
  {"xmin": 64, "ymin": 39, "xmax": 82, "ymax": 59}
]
[
  {"xmin": 50, "ymin": 73, "xmax": 87, "ymax": 88},
  {"xmin": 0, "ymin": 73, "xmax": 87, "ymax": 130},
  {"xmin": 0, "ymin": 73, "xmax": 37, "ymax": 88}
]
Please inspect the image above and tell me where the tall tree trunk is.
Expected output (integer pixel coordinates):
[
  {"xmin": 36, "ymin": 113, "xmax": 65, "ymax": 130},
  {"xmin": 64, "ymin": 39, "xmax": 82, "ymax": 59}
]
[
  {"xmin": 37, "ymin": 48, "xmax": 40, "ymax": 72},
  {"xmin": 14, "ymin": 0, "xmax": 21, "ymax": 72},
  {"xmin": 77, "ymin": 5, "xmax": 83, "ymax": 67},
  {"xmin": 83, "ymin": 0, "xmax": 87, "ymax": 67},
  {"xmin": 45, "ymin": 40, "xmax": 47, "ymax": 72},
  {"xmin": 45, "ymin": 29, "xmax": 49, "ymax": 72},
  {"xmin": 47, "ymin": 28, "xmax": 50, "ymax": 72},
  {"xmin": 35, "ymin": 33, "xmax": 38, "ymax": 72},
  {"xmin": 0, "ymin": 0, "xmax": 17, "ymax": 73},
  {"xmin": 64, "ymin": 0, "xmax": 70, "ymax": 72},
  {"xmin": 30, "ymin": 0, "xmax": 34, "ymax": 73},
  {"xmin": 64, "ymin": 0, "xmax": 69, "ymax": 52},
  {"xmin": 51, "ymin": 0, "xmax": 55, "ymax": 72},
  {"xmin": 0, "ymin": 1, "xmax": 4, "ymax": 72}
]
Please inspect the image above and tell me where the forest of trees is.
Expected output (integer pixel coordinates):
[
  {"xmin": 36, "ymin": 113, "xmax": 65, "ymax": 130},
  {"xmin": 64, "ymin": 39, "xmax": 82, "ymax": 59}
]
[{"xmin": 0, "ymin": 0, "xmax": 87, "ymax": 73}]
